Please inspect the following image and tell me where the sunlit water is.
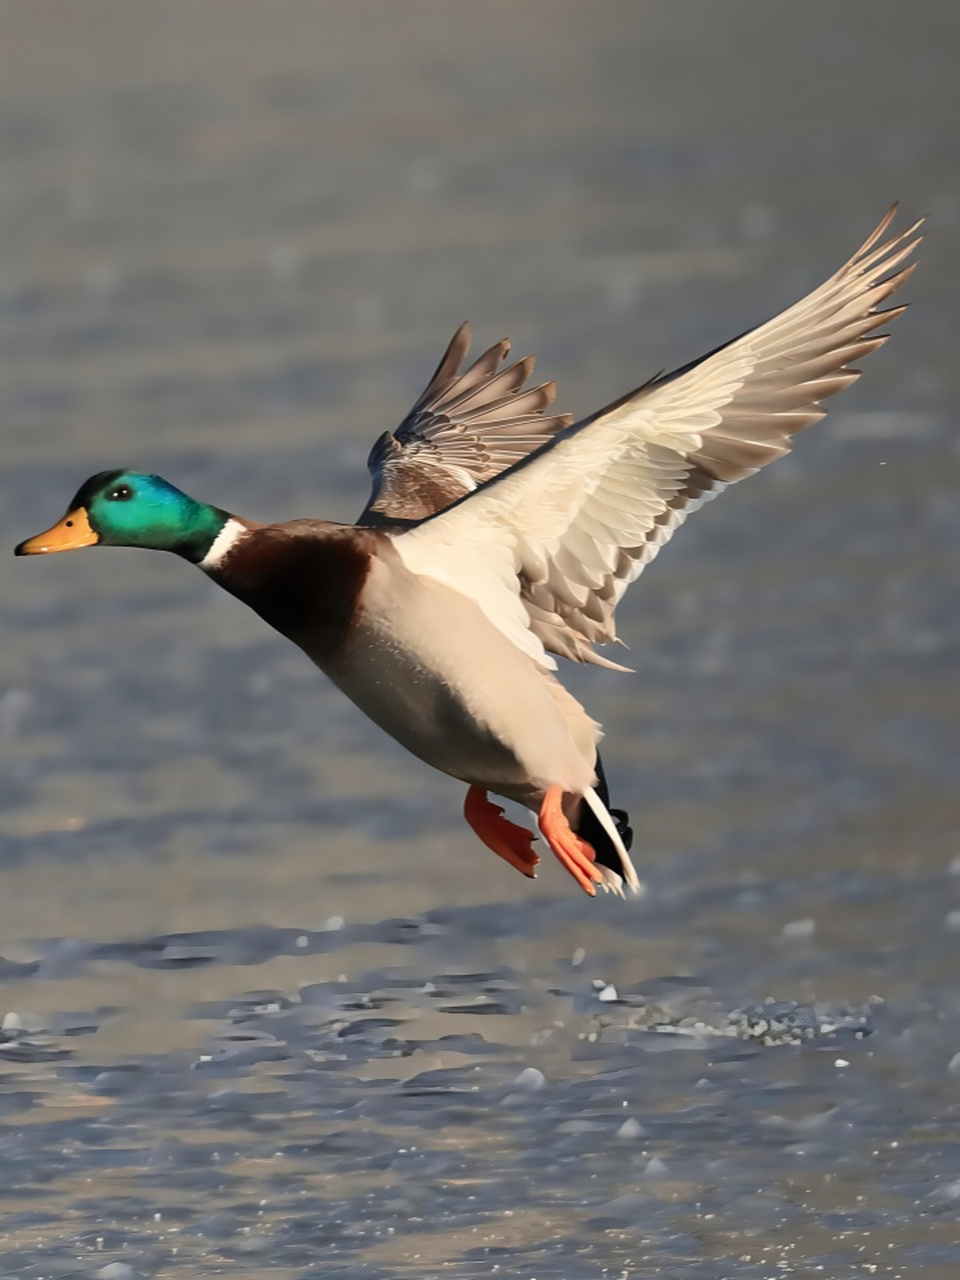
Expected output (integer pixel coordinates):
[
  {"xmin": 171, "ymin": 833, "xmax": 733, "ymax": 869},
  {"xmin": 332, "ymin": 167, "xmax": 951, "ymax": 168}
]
[{"xmin": 0, "ymin": 3, "xmax": 958, "ymax": 1276}]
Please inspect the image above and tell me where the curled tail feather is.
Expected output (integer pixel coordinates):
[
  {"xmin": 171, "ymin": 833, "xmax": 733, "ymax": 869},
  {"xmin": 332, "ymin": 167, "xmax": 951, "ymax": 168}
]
[{"xmin": 574, "ymin": 754, "xmax": 641, "ymax": 896}]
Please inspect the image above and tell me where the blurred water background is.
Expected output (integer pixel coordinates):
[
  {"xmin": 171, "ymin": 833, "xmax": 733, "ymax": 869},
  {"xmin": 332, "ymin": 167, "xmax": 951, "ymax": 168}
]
[{"xmin": 0, "ymin": 2, "xmax": 958, "ymax": 1276}]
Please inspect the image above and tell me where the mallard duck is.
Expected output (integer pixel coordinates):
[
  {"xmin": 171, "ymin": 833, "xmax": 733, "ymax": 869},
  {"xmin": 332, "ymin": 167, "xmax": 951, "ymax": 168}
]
[{"xmin": 15, "ymin": 208, "xmax": 920, "ymax": 897}]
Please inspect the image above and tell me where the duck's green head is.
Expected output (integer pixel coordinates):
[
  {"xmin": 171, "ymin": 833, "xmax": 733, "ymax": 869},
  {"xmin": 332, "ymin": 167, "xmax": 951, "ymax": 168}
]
[{"xmin": 14, "ymin": 470, "xmax": 229, "ymax": 563}]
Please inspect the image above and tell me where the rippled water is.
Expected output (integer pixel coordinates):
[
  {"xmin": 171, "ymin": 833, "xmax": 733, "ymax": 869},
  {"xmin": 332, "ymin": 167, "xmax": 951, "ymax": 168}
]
[{"xmin": 1, "ymin": 3, "xmax": 958, "ymax": 1276}]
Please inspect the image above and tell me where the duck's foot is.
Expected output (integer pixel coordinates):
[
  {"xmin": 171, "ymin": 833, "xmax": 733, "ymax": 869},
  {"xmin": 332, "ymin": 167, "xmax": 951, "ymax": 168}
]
[
  {"xmin": 538, "ymin": 785, "xmax": 603, "ymax": 897},
  {"xmin": 463, "ymin": 786, "xmax": 540, "ymax": 878}
]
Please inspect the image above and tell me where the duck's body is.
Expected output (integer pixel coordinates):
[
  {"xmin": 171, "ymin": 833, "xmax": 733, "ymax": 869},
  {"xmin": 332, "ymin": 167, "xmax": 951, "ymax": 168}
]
[
  {"xmin": 321, "ymin": 549, "xmax": 598, "ymax": 806},
  {"xmin": 15, "ymin": 208, "xmax": 921, "ymax": 897},
  {"xmin": 207, "ymin": 517, "xmax": 599, "ymax": 805}
]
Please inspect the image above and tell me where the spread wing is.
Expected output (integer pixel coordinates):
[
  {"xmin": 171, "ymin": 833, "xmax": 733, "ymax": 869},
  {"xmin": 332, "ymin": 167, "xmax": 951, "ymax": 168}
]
[
  {"xmin": 393, "ymin": 207, "xmax": 922, "ymax": 671},
  {"xmin": 358, "ymin": 322, "xmax": 572, "ymax": 525}
]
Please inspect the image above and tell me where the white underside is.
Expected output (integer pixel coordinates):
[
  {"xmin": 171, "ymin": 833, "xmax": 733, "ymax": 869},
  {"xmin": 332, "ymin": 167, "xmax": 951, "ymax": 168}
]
[{"xmin": 310, "ymin": 552, "xmax": 600, "ymax": 808}]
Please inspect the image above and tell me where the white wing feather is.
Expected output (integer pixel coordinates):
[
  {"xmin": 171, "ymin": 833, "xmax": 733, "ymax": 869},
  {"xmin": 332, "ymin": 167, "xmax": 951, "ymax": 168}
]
[{"xmin": 394, "ymin": 208, "xmax": 921, "ymax": 669}]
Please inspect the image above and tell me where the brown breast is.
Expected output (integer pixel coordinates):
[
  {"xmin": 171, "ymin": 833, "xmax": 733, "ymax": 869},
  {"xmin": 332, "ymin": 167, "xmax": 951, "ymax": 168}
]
[{"xmin": 209, "ymin": 520, "xmax": 384, "ymax": 664}]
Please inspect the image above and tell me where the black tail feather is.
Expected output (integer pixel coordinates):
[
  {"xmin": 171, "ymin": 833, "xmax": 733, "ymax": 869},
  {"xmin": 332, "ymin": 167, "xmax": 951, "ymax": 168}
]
[{"xmin": 574, "ymin": 753, "xmax": 633, "ymax": 877}]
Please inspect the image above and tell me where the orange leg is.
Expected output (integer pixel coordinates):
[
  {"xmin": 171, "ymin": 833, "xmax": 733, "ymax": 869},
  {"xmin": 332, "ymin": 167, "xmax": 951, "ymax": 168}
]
[
  {"xmin": 537, "ymin": 785, "xmax": 603, "ymax": 897},
  {"xmin": 463, "ymin": 786, "xmax": 540, "ymax": 879}
]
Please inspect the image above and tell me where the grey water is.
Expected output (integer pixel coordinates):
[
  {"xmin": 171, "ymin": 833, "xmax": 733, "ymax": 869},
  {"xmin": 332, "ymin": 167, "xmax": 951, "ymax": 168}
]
[{"xmin": 0, "ymin": 2, "xmax": 958, "ymax": 1276}]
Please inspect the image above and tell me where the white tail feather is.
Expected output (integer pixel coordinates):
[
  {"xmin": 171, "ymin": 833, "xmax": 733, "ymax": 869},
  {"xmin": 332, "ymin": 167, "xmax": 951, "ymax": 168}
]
[{"xmin": 582, "ymin": 785, "xmax": 642, "ymax": 895}]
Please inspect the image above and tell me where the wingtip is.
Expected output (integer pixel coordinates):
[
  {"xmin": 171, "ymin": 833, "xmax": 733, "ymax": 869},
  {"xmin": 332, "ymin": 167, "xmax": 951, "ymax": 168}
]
[
  {"xmin": 449, "ymin": 320, "xmax": 471, "ymax": 354},
  {"xmin": 882, "ymin": 203, "xmax": 926, "ymax": 240},
  {"xmin": 851, "ymin": 203, "xmax": 917, "ymax": 266}
]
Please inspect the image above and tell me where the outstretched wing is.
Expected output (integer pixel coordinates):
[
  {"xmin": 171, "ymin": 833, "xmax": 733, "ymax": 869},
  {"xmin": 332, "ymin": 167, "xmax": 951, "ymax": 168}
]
[
  {"xmin": 393, "ymin": 207, "xmax": 922, "ymax": 671},
  {"xmin": 359, "ymin": 322, "xmax": 573, "ymax": 525}
]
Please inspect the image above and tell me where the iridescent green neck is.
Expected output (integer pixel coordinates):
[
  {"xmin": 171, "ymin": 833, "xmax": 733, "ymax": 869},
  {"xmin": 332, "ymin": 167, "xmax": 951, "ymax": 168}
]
[{"xmin": 76, "ymin": 470, "xmax": 230, "ymax": 563}]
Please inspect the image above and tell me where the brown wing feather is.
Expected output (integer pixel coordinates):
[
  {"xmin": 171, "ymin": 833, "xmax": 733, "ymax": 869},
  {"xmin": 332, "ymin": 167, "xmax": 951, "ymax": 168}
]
[{"xmin": 359, "ymin": 322, "xmax": 572, "ymax": 525}]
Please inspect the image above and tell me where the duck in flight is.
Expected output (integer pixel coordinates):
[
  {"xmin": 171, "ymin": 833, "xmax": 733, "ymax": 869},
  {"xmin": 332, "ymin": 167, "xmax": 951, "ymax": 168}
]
[{"xmin": 15, "ymin": 208, "xmax": 920, "ymax": 896}]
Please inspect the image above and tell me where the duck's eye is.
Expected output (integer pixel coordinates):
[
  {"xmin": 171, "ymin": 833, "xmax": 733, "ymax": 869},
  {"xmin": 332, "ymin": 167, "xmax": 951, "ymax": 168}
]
[{"xmin": 108, "ymin": 485, "xmax": 133, "ymax": 501}]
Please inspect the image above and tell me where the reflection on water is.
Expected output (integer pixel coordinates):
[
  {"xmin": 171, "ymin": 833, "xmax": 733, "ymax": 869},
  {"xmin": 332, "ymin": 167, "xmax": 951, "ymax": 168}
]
[{"xmin": 0, "ymin": 2, "xmax": 958, "ymax": 1276}]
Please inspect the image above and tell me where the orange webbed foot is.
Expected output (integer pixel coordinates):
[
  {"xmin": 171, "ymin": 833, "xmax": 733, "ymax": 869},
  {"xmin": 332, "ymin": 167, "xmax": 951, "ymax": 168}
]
[
  {"xmin": 537, "ymin": 785, "xmax": 603, "ymax": 897},
  {"xmin": 464, "ymin": 786, "xmax": 540, "ymax": 879}
]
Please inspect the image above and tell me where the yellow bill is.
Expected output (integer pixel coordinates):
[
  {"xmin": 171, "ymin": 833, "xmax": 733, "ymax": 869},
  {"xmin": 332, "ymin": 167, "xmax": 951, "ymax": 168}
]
[{"xmin": 14, "ymin": 507, "xmax": 99, "ymax": 555}]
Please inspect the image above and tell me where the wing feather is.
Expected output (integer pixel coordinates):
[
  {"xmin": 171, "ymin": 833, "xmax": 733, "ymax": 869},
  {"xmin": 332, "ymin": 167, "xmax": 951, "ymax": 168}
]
[
  {"xmin": 394, "ymin": 208, "xmax": 922, "ymax": 668},
  {"xmin": 359, "ymin": 322, "xmax": 572, "ymax": 525}
]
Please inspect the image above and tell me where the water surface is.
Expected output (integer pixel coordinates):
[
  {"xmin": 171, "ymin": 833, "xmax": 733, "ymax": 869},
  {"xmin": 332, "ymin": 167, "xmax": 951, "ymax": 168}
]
[{"xmin": 0, "ymin": 3, "xmax": 958, "ymax": 1276}]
